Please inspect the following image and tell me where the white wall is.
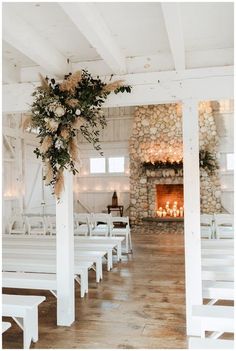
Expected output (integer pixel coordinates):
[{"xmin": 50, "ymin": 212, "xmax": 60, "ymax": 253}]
[
  {"xmin": 75, "ymin": 106, "xmax": 134, "ymax": 214},
  {"xmin": 213, "ymin": 100, "xmax": 234, "ymax": 213}
]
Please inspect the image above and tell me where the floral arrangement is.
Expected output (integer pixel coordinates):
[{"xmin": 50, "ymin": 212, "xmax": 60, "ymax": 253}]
[
  {"xmin": 142, "ymin": 150, "xmax": 218, "ymax": 174},
  {"xmin": 23, "ymin": 70, "xmax": 131, "ymax": 198}
]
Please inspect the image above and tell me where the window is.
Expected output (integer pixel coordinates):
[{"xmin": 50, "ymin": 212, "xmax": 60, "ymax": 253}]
[
  {"xmin": 108, "ymin": 157, "xmax": 125, "ymax": 173},
  {"xmin": 226, "ymin": 153, "xmax": 234, "ymax": 171},
  {"xmin": 90, "ymin": 158, "xmax": 105, "ymax": 174}
]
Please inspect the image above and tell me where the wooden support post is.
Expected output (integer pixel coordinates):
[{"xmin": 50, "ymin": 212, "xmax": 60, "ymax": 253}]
[
  {"xmin": 182, "ymin": 99, "xmax": 202, "ymax": 336},
  {"xmin": 56, "ymin": 170, "xmax": 75, "ymax": 326}
]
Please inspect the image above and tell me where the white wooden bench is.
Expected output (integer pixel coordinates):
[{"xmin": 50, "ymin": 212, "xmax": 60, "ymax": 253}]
[
  {"xmin": 3, "ymin": 251, "xmax": 103, "ymax": 283},
  {"xmin": 189, "ymin": 337, "xmax": 234, "ymax": 349},
  {"xmin": 192, "ymin": 305, "xmax": 234, "ymax": 336},
  {"xmin": 2, "ymin": 259, "xmax": 91, "ymax": 297},
  {"xmin": 202, "ymin": 266, "xmax": 234, "ymax": 281},
  {"xmin": 2, "ymin": 321, "xmax": 11, "ymax": 333},
  {"xmin": 2, "ymin": 294, "xmax": 45, "ymax": 349},
  {"xmin": 3, "ymin": 234, "xmax": 124, "ymax": 261},
  {"xmin": 201, "ymin": 256, "xmax": 234, "ymax": 266},
  {"xmin": 202, "ymin": 280, "xmax": 234, "ymax": 301},
  {"xmin": 202, "ymin": 248, "xmax": 234, "ymax": 255},
  {"xmin": 3, "ymin": 242, "xmax": 112, "ymax": 271},
  {"xmin": 201, "ymin": 239, "xmax": 234, "ymax": 248}
]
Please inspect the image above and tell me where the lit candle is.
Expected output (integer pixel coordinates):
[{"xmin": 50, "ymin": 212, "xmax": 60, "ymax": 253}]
[
  {"xmin": 173, "ymin": 211, "xmax": 177, "ymax": 217},
  {"xmin": 180, "ymin": 209, "xmax": 183, "ymax": 217},
  {"xmin": 159, "ymin": 207, "xmax": 162, "ymax": 211},
  {"xmin": 169, "ymin": 209, "xmax": 173, "ymax": 216},
  {"xmin": 167, "ymin": 208, "xmax": 170, "ymax": 215},
  {"xmin": 176, "ymin": 210, "xmax": 180, "ymax": 216},
  {"xmin": 163, "ymin": 210, "xmax": 167, "ymax": 217}
]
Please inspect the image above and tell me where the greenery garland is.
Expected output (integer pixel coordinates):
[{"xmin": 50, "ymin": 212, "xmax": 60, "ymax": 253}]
[
  {"xmin": 23, "ymin": 70, "xmax": 131, "ymax": 198},
  {"xmin": 142, "ymin": 150, "xmax": 218, "ymax": 174}
]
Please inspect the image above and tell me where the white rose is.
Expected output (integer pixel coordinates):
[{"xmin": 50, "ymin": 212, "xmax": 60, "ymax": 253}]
[
  {"xmin": 55, "ymin": 139, "xmax": 64, "ymax": 149},
  {"xmin": 75, "ymin": 109, "xmax": 81, "ymax": 116},
  {"xmin": 54, "ymin": 106, "xmax": 65, "ymax": 117}
]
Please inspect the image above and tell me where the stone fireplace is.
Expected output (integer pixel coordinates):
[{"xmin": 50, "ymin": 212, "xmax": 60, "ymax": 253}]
[{"xmin": 129, "ymin": 103, "xmax": 222, "ymax": 224}]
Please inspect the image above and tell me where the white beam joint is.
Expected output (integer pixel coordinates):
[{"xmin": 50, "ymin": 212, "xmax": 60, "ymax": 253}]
[
  {"xmin": 3, "ymin": 7, "xmax": 69, "ymax": 77},
  {"xmin": 60, "ymin": 2, "xmax": 126, "ymax": 74}
]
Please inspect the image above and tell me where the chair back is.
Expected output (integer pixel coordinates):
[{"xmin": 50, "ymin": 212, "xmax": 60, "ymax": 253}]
[
  {"xmin": 8, "ymin": 215, "xmax": 26, "ymax": 234},
  {"xmin": 214, "ymin": 213, "xmax": 234, "ymax": 239}
]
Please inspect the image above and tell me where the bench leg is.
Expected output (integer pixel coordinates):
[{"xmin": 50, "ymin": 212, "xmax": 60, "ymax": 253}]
[
  {"xmin": 31, "ymin": 307, "xmax": 39, "ymax": 343},
  {"xmin": 129, "ymin": 233, "xmax": 133, "ymax": 252},
  {"xmin": 107, "ymin": 250, "xmax": 113, "ymax": 271},
  {"xmin": 23, "ymin": 310, "xmax": 34, "ymax": 349},
  {"xmin": 80, "ymin": 270, "xmax": 87, "ymax": 298},
  {"xmin": 125, "ymin": 235, "xmax": 129, "ymax": 254},
  {"xmin": 84, "ymin": 269, "xmax": 89, "ymax": 293},
  {"xmin": 117, "ymin": 243, "xmax": 122, "ymax": 261}
]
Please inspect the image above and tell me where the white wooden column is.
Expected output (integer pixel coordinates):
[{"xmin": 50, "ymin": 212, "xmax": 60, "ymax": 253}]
[
  {"xmin": 182, "ymin": 99, "xmax": 202, "ymax": 336},
  {"xmin": 56, "ymin": 170, "xmax": 75, "ymax": 326}
]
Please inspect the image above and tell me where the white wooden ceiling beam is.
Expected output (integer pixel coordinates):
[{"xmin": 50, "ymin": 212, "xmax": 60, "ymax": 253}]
[
  {"xmin": 19, "ymin": 49, "xmax": 233, "ymax": 83},
  {"xmin": 161, "ymin": 3, "xmax": 185, "ymax": 71},
  {"xmin": 59, "ymin": 2, "xmax": 126, "ymax": 75},
  {"xmin": 3, "ymin": 66, "xmax": 233, "ymax": 112},
  {"xmin": 3, "ymin": 8, "xmax": 69, "ymax": 77}
]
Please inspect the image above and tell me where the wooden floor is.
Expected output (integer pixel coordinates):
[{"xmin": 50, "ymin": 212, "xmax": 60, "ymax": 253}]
[{"xmin": 3, "ymin": 223, "xmax": 187, "ymax": 349}]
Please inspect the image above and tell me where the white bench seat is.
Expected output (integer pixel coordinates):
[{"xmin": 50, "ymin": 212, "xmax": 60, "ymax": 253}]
[
  {"xmin": 3, "ymin": 243, "xmax": 112, "ymax": 271},
  {"xmin": 189, "ymin": 337, "xmax": 234, "ymax": 349},
  {"xmin": 202, "ymin": 248, "xmax": 234, "ymax": 255},
  {"xmin": 192, "ymin": 305, "xmax": 234, "ymax": 334},
  {"xmin": 202, "ymin": 266, "xmax": 234, "ymax": 281},
  {"xmin": 2, "ymin": 271, "xmax": 57, "ymax": 296},
  {"xmin": 201, "ymin": 239, "xmax": 234, "ymax": 248},
  {"xmin": 201, "ymin": 256, "xmax": 234, "ymax": 266},
  {"xmin": 3, "ymin": 252, "xmax": 103, "ymax": 283},
  {"xmin": 2, "ymin": 293, "xmax": 45, "ymax": 349},
  {"xmin": 202, "ymin": 281, "xmax": 234, "ymax": 300},
  {"xmin": 2, "ymin": 321, "xmax": 11, "ymax": 333},
  {"xmin": 2, "ymin": 260, "xmax": 91, "ymax": 297},
  {"xmin": 3, "ymin": 235, "xmax": 124, "ymax": 261}
]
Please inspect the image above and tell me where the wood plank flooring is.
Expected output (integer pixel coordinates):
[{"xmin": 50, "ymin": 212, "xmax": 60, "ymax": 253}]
[{"xmin": 2, "ymin": 223, "xmax": 187, "ymax": 349}]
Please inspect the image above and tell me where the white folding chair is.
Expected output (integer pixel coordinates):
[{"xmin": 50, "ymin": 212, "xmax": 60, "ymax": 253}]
[
  {"xmin": 25, "ymin": 216, "xmax": 47, "ymax": 236},
  {"xmin": 46, "ymin": 216, "xmax": 56, "ymax": 235},
  {"xmin": 214, "ymin": 214, "xmax": 234, "ymax": 239},
  {"xmin": 74, "ymin": 213, "xmax": 90, "ymax": 236},
  {"xmin": 90, "ymin": 213, "xmax": 111, "ymax": 236},
  {"xmin": 8, "ymin": 215, "xmax": 27, "ymax": 235},
  {"xmin": 109, "ymin": 216, "xmax": 132, "ymax": 254},
  {"xmin": 200, "ymin": 214, "xmax": 214, "ymax": 239}
]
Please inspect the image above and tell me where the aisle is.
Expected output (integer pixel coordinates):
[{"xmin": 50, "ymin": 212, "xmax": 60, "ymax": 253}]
[{"xmin": 3, "ymin": 223, "xmax": 187, "ymax": 349}]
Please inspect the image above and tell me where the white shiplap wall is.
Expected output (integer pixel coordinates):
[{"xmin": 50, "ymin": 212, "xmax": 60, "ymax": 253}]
[
  {"xmin": 213, "ymin": 100, "xmax": 234, "ymax": 213},
  {"xmin": 75, "ymin": 107, "xmax": 134, "ymax": 214}
]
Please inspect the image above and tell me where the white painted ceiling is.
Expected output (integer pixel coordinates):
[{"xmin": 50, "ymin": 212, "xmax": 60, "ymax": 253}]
[{"xmin": 2, "ymin": 1, "xmax": 234, "ymax": 80}]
